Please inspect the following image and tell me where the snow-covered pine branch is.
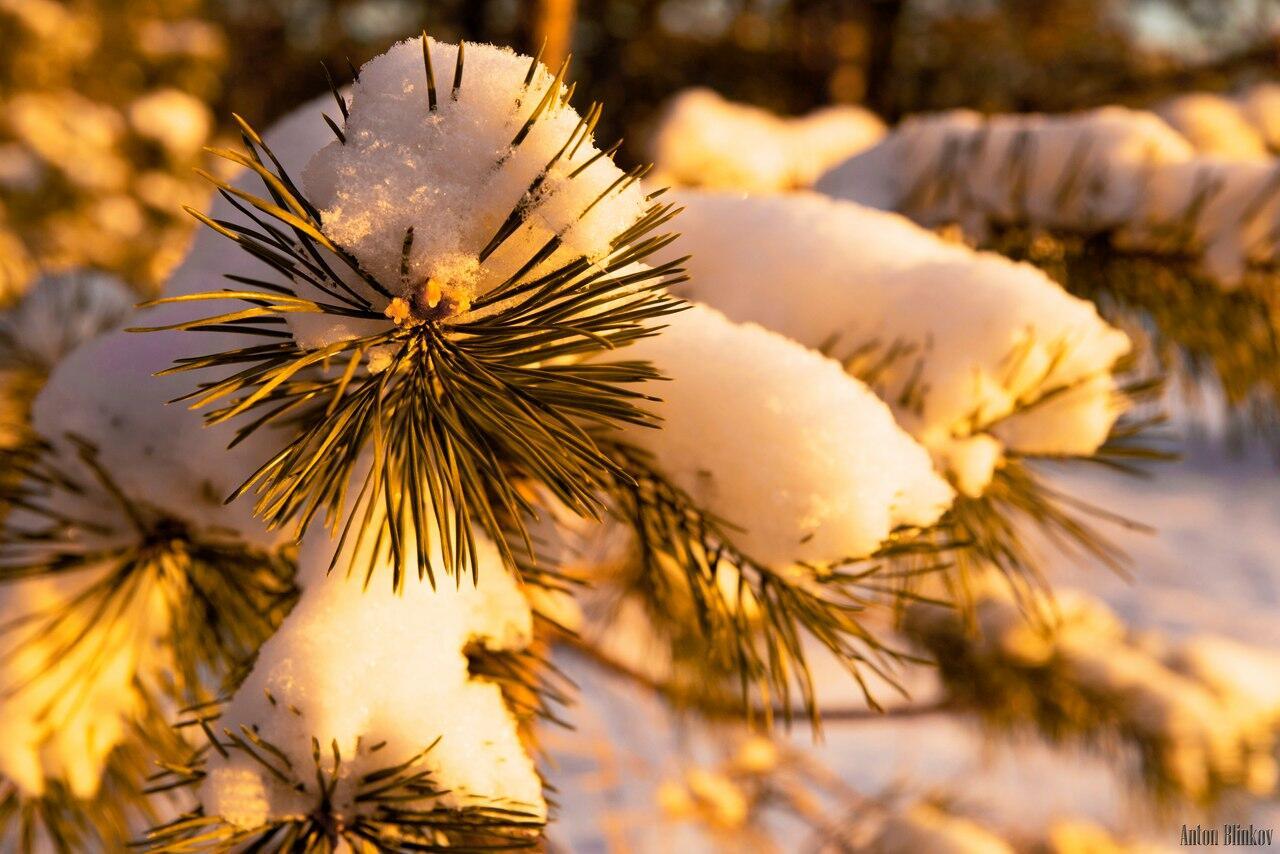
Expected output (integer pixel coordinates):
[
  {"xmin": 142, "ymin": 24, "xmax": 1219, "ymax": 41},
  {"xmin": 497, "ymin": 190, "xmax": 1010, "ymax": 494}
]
[
  {"xmin": 904, "ymin": 579, "xmax": 1280, "ymax": 803},
  {"xmin": 609, "ymin": 302, "xmax": 953, "ymax": 567},
  {"xmin": 510, "ymin": 298, "xmax": 958, "ymax": 719},
  {"xmin": 137, "ymin": 36, "xmax": 965, "ymax": 723},
  {"xmin": 653, "ymin": 189, "xmax": 1142, "ymax": 586},
  {"xmin": 0, "ymin": 284, "xmax": 297, "ymax": 845},
  {"xmin": 812, "ymin": 104, "xmax": 1280, "ymax": 442},
  {"xmin": 817, "ymin": 108, "xmax": 1192, "ymax": 240},
  {"xmin": 142, "ymin": 34, "xmax": 687, "ymax": 585},
  {"xmin": 816, "ymin": 104, "xmax": 1280, "ymax": 290},
  {"xmin": 565, "ymin": 301, "xmax": 957, "ymax": 718},
  {"xmin": 152, "ymin": 38, "xmax": 957, "ymax": 570},
  {"xmin": 146, "ymin": 489, "xmax": 545, "ymax": 850},
  {"xmin": 2, "ymin": 12, "xmax": 1270, "ymax": 854},
  {"xmin": 661, "ymin": 190, "xmax": 1130, "ymax": 490}
]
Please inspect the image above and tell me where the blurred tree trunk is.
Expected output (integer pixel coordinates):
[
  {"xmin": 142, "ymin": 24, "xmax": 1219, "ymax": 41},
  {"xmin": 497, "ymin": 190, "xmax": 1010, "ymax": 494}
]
[
  {"xmin": 519, "ymin": 0, "xmax": 578, "ymax": 68},
  {"xmin": 459, "ymin": 0, "xmax": 490, "ymax": 41},
  {"xmin": 863, "ymin": 0, "xmax": 906, "ymax": 118}
]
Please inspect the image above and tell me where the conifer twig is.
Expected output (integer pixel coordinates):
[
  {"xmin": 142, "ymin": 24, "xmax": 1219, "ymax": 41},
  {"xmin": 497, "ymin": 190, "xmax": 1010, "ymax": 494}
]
[
  {"xmin": 589, "ymin": 442, "xmax": 960, "ymax": 729},
  {"xmin": 140, "ymin": 702, "xmax": 546, "ymax": 852},
  {"xmin": 135, "ymin": 66, "xmax": 687, "ymax": 588}
]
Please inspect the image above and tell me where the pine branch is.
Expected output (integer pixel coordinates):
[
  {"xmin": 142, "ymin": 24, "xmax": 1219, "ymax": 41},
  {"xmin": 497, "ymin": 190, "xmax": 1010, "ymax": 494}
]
[
  {"xmin": 903, "ymin": 597, "xmax": 1274, "ymax": 805},
  {"xmin": 558, "ymin": 632, "xmax": 949, "ymax": 724},
  {"xmin": 993, "ymin": 223, "xmax": 1280, "ymax": 443},
  {"xmin": 839, "ymin": 334, "xmax": 1174, "ymax": 602},
  {"xmin": 140, "ymin": 703, "xmax": 545, "ymax": 853},
  {"xmin": 0, "ymin": 687, "xmax": 186, "ymax": 852},
  {"xmin": 893, "ymin": 123, "xmax": 1280, "ymax": 442},
  {"xmin": 910, "ymin": 411, "xmax": 1169, "ymax": 612},
  {"xmin": 467, "ymin": 616, "xmax": 578, "ymax": 734},
  {"xmin": 0, "ymin": 433, "xmax": 297, "ymax": 706},
  {"xmin": 135, "ymin": 62, "xmax": 687, "ymax": 588},
  {"xmin": 590, "ymin": 441, "xmax": 960, "ymax": 730}
]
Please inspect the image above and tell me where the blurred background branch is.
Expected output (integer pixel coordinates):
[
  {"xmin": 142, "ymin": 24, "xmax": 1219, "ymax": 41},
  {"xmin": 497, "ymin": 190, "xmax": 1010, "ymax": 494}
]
[
  {"xmin": 520, "ymin": 0, "xmax": 579, "ymax": 66},
  {"xmin": 6, "ymin": 0, "xmax": 1280, "ymax": 296}
]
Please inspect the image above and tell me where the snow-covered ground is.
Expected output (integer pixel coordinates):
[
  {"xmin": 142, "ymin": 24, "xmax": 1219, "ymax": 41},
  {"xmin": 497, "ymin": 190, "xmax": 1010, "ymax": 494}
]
[{"xmin": 548, "ymin": 390, "xmax": 1280, "ymax": 851}]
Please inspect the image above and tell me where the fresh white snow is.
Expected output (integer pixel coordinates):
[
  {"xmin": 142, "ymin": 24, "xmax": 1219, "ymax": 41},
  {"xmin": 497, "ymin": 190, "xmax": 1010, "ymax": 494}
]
[
  {"xmin": 612, "ymin": 301, "xmax": 953, "ymax": 565},
  {"xmin": 201, "ymin": 496, "xmax": 545, "ymax": 828},
  {"xmin": 658, "ymin": 189, "xmax": 1130, "ymax": 496}
]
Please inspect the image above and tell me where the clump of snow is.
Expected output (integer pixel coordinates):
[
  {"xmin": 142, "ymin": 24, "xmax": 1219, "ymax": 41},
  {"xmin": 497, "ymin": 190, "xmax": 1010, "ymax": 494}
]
[
  {"xmin": 31, "ymin": 328, "xmax": 286, "ymax": 549},
  {"xmin": 647, "ymin": 88, "xmax": 885, "ymax": 191},
  {"xmin": 1239, "ymin": 82, "xmax": 1280, "ymax": 151},
  {"xmin": 788, "ymin": 106, "xmax": 889, "ymax": 188},
  {"xmin": 1155, "ymin": 86, "xmax": 1280, "ymax": 158},
  {"xmin": 128, "ymin": 88, "xmax": 213, "ymax": 158},
  {"xmin": 940, "ymin": 435, "xmax": 1006, "ymax": 503},
  {"xmin": 987, "ymin": 372, "xmax": 1122, "ymax": 457},
  {"xmin": 201, "ymin": 496, "xmax": 545, "ymax": 828},
  {"xmin": 1155, "ymin": 93, "xmax": 1269, "ymax": 160},
  {"xmin": 291, "ymin": 36, "xmax": 648, "ymax": 346},
  {"xmin": 611, "ymin": 302, "xmax": 953, "ymax": 566},
  {"xmin": 659, "ymin": 190, "xmax": 1130, "ymax": 497},
  {"xmin": 0, "ymin": 270, "xmax": 132, "ymax": 448}
]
